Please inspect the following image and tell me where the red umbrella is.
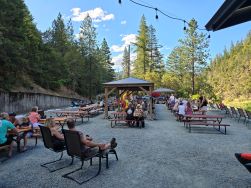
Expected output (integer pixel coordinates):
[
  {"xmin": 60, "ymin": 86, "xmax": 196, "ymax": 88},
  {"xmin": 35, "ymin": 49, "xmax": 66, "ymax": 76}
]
[{"xmin": 151, "ymin": 92, "xmax": 161, "ymax": 97}]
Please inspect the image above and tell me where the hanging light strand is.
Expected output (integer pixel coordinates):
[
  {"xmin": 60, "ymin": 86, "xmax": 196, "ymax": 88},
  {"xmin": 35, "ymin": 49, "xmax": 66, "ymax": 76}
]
[{"xmin": 118, "ymin": 0, "xmax": 208, "ymax": 33}]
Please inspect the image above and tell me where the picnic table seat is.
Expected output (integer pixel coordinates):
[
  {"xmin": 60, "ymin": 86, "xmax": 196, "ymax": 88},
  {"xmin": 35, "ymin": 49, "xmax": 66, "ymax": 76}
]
[{"xmin": 186, "ymin": 121, "xmax": 230, "ymax": 134}]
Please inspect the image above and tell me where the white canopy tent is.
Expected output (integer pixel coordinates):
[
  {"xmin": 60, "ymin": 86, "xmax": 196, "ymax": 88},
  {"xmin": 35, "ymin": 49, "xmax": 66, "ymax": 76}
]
[{"xmin": 153, "ymin": 88, "xmax": 175, "ymax": 93}]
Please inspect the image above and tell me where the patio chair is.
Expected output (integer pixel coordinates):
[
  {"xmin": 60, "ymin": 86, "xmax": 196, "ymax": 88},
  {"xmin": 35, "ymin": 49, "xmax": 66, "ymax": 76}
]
[
  {"xmin": 230, "ymin": 107, "xmax": 238, "ymax": 119},
  {"xmin": 39, "ymin": 125, "xmax": 69, "ymax": 172},
  {"xmin": 237, "ymin": 108, "xmax": 247, "ymax": 123},
  {"xmin": 246, "ymin": 111, "xmax": 251, "ymax": 126},
  {"xmin": 62, "ymin": 129, "xmax": 102, "ymax": 184}
]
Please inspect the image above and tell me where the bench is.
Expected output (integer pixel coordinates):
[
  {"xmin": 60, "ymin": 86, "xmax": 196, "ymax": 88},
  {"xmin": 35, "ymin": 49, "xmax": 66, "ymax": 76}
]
[
  {"xmin": 109, "ymin": 119, "xmax": 144, "ymax": 128},
  {"xmin": 0, "ymin": 145, "xmax": 10, "ymax": 151},
  {"xmin": 187, "ymin": 121, "xmax": 230, "ymax": 134}
]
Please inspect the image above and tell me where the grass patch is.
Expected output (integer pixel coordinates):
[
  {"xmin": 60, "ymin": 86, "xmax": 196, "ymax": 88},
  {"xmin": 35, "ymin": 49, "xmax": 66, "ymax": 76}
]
[{"xmin": 224, "ymin": 99, "xmax": 251, "ymax": 112}]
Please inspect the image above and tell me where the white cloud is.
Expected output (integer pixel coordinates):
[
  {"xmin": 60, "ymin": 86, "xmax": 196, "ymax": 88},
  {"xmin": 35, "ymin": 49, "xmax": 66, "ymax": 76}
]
[
  {"xmin": 112, "ymin": 52, "xmax": 137, "ymax": 71},
  {"xmin": 121, "ymin": 20, "xmax": 127, "ymax": 25},
  {"xmin": 110, "ymin": 34, "xmax": 137, "ymax": 53},
  {"xmin": 70, "ymin": 7, "xmax": 115, "ymax": 22}
]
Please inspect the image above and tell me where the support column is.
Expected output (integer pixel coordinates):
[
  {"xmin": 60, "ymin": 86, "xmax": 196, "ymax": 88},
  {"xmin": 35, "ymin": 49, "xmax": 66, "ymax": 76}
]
[
  {"xmin": 104, "ymin": 87, "xmax": 108, "ymax": 118},
  {"xmin": 149, "ymin": 86, "xmax": 153, "ymax": 120}
]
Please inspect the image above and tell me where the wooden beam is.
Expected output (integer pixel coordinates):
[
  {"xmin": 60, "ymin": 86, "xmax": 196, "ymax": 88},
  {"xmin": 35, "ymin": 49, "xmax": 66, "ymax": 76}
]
[
  {"xmin": 107, "ymin": 87, "xmax": 116, "ymax": 96},
  {"xmin": 104, "ymin": 87, "xmax": 108, "ymax": 118},
  {"xmin": 139, "ymin": 86, "xmax": 150, "ymax": 95}
]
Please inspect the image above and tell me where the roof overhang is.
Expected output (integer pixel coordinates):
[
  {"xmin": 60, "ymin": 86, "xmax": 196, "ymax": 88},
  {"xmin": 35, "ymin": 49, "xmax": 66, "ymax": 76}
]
[{"xmin": 206, "ymin": 0, "xmax": 251, "ymax": 31}]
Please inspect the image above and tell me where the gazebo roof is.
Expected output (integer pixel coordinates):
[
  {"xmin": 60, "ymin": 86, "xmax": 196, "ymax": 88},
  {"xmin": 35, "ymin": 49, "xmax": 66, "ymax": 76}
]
[
  {"xmin": 206, "ymin": 0, "xmax": 251, "ymax": 31},
  {"xmin": 104, "ymin": 77, "xmax": 153, "ymax": 87}
]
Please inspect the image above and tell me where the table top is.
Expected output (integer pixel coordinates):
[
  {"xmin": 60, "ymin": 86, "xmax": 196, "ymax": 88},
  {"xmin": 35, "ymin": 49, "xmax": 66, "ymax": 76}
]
[
  {"xmin": 39, "ymin": 117, "xmax": 67, "ymax": 124},
  {"xmin": 183, "ymin": 114, "xmax": 224, "ymax": 118},
  {"xmin": 8, "ymin": 127, "xmax": 32, "ymax": 135}
]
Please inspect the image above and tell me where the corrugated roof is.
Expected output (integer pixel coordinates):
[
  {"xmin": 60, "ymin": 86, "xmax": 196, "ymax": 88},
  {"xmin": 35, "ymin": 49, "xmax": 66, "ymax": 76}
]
[
  {"xmin": 104, "ymin": 77, "xmax": 153, "ymax": 85},
  {"xmin": 206, "ymin": 0, "xmax": 251, "ymax": 31}
]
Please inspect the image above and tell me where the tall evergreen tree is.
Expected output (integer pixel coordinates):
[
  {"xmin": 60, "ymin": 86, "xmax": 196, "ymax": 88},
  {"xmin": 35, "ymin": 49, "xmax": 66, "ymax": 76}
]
[
  {"xmin": 122, "ymin": 46, "xmax": 130, "ymax": 77},
  {"xmin": 79, "ymin": 14, "xmax": 98, "ymax": 98},
  {"xmin": 179, "ymin": 19, "xmax": 210, "ymax": 94},
  {"xmin": 133, "ymin": 15, "xmax": 149, "ymax": 78}
]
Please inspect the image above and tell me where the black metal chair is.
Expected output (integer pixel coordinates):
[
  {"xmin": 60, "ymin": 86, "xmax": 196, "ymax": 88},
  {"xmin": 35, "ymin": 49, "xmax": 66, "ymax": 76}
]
[
  {"xmin": 62, "ymin": 129, "xmax": 102, "ymax": 184},
  {"xmin": 246, "ymin": 111, "xmax": 251, "ymax": 126},
  {"xmin": 39, "ymin": 125, "xmax": 69, "ymax": 172},
  {"xmin": 230, "ymin": 107, "xmax": 238, "ymax": 119},
  {"xmin": 237, "ymin": 108, "xmax": 247, "ymax": 123}
]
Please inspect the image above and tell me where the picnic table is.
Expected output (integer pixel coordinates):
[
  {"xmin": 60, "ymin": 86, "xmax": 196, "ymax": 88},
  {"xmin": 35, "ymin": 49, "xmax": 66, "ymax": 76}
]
[
  {"xmin": 50, "ymin": 111, "xmax": 89, "ymax": 123},
  {"xmin": 183, "ymin": 114, "xmax": 230, "ymax": 134},
  {"xmin": 109, "ymin": 111, "xmax": 144, "ymax": 128},
  {"xmin": 8, "ymin": 127, "xmax": 32, "ymax": 152}
]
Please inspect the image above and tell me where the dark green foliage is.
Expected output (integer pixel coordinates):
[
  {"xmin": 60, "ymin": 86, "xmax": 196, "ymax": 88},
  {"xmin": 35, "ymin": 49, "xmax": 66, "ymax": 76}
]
[
  {"xmin": 0, "ymin": 2, "xmax": 115, "ymax": 97},
  {"xmin": 206, "ymin": 31, "xmax": 251, "ymax": 101}
]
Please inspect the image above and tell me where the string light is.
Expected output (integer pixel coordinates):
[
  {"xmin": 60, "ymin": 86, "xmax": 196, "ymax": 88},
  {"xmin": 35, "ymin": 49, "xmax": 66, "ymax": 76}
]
[
  {"xmin": 155, "ymin": 8, "xmax": 158, "ymax": 20},
  {"xmin": 118, "ymin": 0, "xmax": 208, "ymax": 33},
  {"xmin": 183, "ymin": 20, "xmax": 186, "ymax": 31}
]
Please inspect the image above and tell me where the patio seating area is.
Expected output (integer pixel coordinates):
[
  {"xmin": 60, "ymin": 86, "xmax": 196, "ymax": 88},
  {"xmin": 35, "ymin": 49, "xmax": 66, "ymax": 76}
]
[{"xmin": 1, "ymin": 104, "xmax": 251, "ymax": 187}]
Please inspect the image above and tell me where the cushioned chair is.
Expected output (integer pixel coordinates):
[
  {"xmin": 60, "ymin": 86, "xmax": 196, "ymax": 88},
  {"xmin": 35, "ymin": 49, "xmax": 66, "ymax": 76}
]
[
  {"xmin": 62, "ymin": 129, "xmax": 102, "ymax": 184},
  {"xmin": 235, "ymin": 153, "xmax": 251, "ymax": 173},
  {"xmin": 39, "ymin": 125, "xmax": 68, "ymax": 172}
]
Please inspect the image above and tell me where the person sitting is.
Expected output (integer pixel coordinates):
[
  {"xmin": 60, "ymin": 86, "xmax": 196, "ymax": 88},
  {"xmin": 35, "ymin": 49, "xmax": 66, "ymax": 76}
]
[
  {"xmin": 177, "ymin": 102, "xmax": 185, "ymax": 121},
  {"xmin": 28, "ymin": 106, "xmax": 41, "ymax": 128},
  {"xmin": 125, "ymin": 103, "xmax": 135, "ymax": 126},
  {"xmin": 199, "ymin": 96, "xmax": 208, "ymax": 115},
  {"xmin": 133, "ymin": 104, "xmax": 145, "ymax": 127},
  {"xmin": 15, "ymin": 116, "xmax": 32, "ymax": 151},
  {"xmin": 45, "ymin": 118, "xmax": 65, "ymax": 150},
  {"xmin": 66, "ymin": 119, "xmax": 117, "ymax": 155},
  {"xmin": 0, "ymin": 112, "xmax": 18, "ymax": 157},
  {"xmin": 185, "ymin": 101, "xmax": 193, "ymax": 115}
]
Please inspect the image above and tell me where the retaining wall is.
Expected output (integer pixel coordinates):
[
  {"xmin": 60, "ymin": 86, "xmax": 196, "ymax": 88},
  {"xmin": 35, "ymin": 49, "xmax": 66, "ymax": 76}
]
[{"xmin": 0, "ymin": 92, "xmax": 84, "ymax": 113}]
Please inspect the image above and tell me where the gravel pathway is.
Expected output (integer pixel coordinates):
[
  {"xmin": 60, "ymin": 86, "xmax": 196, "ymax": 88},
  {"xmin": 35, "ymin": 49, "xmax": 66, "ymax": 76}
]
[{"xmin": 1, "ymin": 104, "xmax": 251, "ymax": 188}]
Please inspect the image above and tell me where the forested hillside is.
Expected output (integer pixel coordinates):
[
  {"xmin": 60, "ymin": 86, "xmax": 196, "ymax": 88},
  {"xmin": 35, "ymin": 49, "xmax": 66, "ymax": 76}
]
[
  {"xmin": 0, "ymin": 0, "xmax": 114, "ymax": 98},
  {"xmin": 206, "ymin": 32, "xmax": 251, "ymax": 109}
]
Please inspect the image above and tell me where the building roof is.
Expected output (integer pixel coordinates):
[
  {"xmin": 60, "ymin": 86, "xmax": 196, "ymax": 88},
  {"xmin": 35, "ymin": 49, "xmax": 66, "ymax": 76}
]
[
  {"xmin": 104, "ymin": 77, "xmax": 153, "ymax": 86},
  {"xmin": 206, "ymin": 0, "xmax": 251, "ymax": 31}
]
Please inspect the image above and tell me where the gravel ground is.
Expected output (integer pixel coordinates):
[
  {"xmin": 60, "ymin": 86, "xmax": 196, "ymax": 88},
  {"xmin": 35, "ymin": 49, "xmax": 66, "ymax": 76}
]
[{"xmin": 1, "ymin": 104, "xmax": 251, "ymax": 188}]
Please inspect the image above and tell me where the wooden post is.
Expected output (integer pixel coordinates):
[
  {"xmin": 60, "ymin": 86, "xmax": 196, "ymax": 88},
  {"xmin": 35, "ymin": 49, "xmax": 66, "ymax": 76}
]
[
  {"xmin": 104, "ymin": 87, "xmax": 108, "ymax": 118},
  {"xmin": 149, "ymin": 86, "xmax": 153, "ymax": 120}
]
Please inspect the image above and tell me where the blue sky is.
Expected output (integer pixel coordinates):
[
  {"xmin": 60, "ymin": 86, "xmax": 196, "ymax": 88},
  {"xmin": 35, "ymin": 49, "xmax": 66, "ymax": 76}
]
[{"xmin": 25, "ymin": 0, "xmax": 251, "ymax": 71}]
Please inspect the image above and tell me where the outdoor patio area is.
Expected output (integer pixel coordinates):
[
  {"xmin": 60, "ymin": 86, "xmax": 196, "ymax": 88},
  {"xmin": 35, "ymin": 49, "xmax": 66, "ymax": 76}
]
[{"xmin": 1, "ymin": 104, "xmax": 251, "ymax": 188}]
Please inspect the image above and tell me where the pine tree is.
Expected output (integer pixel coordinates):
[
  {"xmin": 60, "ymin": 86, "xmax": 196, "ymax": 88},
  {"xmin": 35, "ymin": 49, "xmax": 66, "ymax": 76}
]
[
  {"xmin": 179, "ymin": 18, "xmax": 210, "ymax": 94},
  {"xmin": 133, "ymin": 15, "xmax": 149, "ymax": 78},
  {"xmin": 79, "ymin": 14, "xmax": 98, "ymax": 98},
  {"xmin": 122, "ymin": 46, "xmax": 130, "ymax": 77}
]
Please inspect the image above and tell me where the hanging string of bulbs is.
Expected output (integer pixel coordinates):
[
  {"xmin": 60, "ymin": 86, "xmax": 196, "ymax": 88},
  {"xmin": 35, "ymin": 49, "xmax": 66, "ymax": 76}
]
[{"xmin": 118, "ymin": 0, "xmax": 210, "ymax": 38}]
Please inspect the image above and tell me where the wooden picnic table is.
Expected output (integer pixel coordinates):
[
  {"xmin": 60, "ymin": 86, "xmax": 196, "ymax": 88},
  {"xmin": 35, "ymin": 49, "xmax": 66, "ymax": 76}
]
[
  {"xmin": 8, "ymin": 127, "xmax": 32, "ymax": 152},
  {"xmin": 50, "ymin": 111, "xmax": 89, "ymax": 123},
  {"xmin": 183, "ymin": 114, "xmax": 229, "ymax": 134}
]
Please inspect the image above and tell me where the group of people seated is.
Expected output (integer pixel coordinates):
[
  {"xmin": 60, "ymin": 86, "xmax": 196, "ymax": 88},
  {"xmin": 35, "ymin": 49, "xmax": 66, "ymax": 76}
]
[
  {"xmin": 0, "ymin": 105, "xmax": 117, "ymax": 158},
  {"xmin": 167, "ymin": 94, "xmax": 208, "ymax": 121},
  {"xmin": 124, "ymin": 99, "xmax": 146, "ymax": 127},
  {"xmin": 45, "ymin": 118, "xmax": 117, "ymax": 154},
  {"xmin": 0, "ymin": 106, "xmax": 43, "ymax": 157}
]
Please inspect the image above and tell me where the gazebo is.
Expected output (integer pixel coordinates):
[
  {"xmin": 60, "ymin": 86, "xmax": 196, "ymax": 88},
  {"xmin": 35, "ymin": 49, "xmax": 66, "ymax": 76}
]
[{"xmin": 103, "ymin": 77, "xmax": 154, "ymax": 118}]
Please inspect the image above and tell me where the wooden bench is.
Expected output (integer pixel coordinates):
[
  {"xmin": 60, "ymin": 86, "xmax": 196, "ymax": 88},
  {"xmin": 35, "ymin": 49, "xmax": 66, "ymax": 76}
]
[
  {"xmin": 0, "ymin": 145, "xmax": 10, "ymax": 151},
  {"xmin": 187, "ymin": 121, "xmax": 230, "ymax": 134},
  {"xmin": 109, "ymin": 119, "xmax": 144, "ymax": 128}
]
